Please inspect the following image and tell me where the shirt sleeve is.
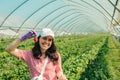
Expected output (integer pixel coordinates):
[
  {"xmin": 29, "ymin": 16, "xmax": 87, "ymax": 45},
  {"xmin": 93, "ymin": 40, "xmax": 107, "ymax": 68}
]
[{"xmin": 17, "ymin": 49, "xmax": 31, "ymax": 62}]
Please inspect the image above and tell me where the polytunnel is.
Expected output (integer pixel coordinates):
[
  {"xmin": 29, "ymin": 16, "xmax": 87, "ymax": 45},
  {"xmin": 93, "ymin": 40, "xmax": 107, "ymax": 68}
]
[
  {"xmin": 0, "ymin": 0, "xmax": 120, "ymax": 80},
  {"xmin": 0, "ymin": 0, "xmax": 120, "ymax": 37}
]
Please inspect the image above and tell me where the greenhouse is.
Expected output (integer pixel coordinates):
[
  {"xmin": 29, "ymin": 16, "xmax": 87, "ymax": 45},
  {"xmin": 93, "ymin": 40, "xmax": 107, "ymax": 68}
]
[{"xmin": 0, "ymin": 0, "xmax": 120, "ymax": 80}]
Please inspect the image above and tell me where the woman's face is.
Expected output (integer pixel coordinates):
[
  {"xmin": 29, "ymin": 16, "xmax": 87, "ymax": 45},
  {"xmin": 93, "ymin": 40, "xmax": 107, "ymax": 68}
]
[{"xmin": 39, "ymin": 36, "xmax": 53, "ymax": 52}]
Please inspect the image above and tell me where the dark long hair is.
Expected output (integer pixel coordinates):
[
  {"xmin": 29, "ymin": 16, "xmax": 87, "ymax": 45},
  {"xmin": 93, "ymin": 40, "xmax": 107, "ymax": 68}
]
[{"xmin": 32, "ymin": 36, "xmax": 59, "ymax": 64}]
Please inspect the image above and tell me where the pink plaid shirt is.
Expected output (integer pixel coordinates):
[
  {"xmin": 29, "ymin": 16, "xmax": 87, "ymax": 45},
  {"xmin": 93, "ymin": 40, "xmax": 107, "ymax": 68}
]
[{"xmin": 18, "ymin": 50, "xmax": 62, "ymax": 80}]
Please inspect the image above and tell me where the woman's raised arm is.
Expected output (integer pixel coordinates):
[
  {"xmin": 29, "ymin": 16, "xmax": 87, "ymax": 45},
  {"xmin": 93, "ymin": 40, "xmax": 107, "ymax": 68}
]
[{"xmin": 5, "ymin": 30, "xmax": 36, "ymax": 58}]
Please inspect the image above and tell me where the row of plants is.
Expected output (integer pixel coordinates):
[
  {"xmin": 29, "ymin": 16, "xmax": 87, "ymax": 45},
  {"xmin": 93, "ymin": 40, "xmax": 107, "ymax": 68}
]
[{"xmin": 60, "ymin": 35, "xmax": 107, "ymax": 80}]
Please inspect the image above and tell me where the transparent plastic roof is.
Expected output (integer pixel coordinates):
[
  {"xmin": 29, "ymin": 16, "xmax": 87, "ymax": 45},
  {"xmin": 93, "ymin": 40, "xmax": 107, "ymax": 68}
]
[{"xmin": 0, "ymin": 0, "xmax": 120, "ymax": 36}]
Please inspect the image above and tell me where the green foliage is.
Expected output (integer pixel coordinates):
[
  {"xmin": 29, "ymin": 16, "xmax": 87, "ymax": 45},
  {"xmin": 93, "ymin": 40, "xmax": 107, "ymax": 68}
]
[{"xmin": 0, "ymin": 34, "xmax": 120, "ymax": 80}]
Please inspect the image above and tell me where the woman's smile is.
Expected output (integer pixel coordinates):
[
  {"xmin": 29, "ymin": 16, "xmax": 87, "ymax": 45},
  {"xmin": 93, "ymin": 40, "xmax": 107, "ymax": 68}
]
[{"xmin": 39, "ymin": 36, "xmax": 53, "ymax": 52}]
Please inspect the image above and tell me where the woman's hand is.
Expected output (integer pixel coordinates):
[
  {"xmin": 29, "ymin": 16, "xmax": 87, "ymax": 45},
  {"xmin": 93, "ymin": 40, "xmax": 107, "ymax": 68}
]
[
  {"xmin": 20, "ymin": 30, "xmax": 36, "ymax": 41},
  {"xmin": 57, "ymin": 72, "xmax": 67, "ymax": 80}
]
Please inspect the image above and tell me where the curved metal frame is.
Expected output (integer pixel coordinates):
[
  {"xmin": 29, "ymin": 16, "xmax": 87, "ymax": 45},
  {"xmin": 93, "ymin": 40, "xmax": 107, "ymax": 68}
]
[
  {"xmin": 0, "ymin": 0, "xmax": 29, "ymax": 27},
  {"xmin": 32, "ymin": 2, "xmax": 96, "ymax": 31},
  {"xmin": 92, "ymin": 0, "xmax": 119, "ymax": 25},
  {"xmin": 0, "ymin": 0, "xmax": 118, "ymax": 34},
  {"xmin": 17, "ymin": 0, "xmax": 57, "ymax": 32},
  {"xmin": 69, "ymin": 0, "xmax": 116, "ymax": 26},
  {"xmin": 57, "ymin": 16, "xmax": 85, "ymax": 31},
  {"xmin": 51, "ymin": 12, "xmax": 82, "ymax": 29},
  {"xmin": 44, "ymin": 9, "xmax": 78, "ymax": 28},
  {"xmin": 65, "ymin": 19, "xmax": 86, "ymax": 33},
  {"xmin": 33, "ymin": 5, "xmax": 71, "ymax": 29},
  {"xmin": 92, "ymin": 0, "xmax": 120, "ymax": 34},
  {"xmin": 56, "ymin": 15, "xmax": 85, "ymax": 31},
  {"xmin": 108, "ymin": 0, "xmax": 120, "ymax": 12},
  {"xmin": 108, "ymin": 0, "xmax": 119, "ymax": 26}
]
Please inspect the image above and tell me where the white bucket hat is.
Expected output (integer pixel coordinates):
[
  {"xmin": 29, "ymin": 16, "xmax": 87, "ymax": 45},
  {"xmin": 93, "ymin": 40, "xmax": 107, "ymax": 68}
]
[{"xmin": 39, "ymin": 28, "xmax": 54, "ymax": 38}]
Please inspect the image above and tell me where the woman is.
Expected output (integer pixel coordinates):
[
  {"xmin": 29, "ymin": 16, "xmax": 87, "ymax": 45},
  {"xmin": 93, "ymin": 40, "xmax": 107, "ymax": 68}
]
[{"xmin": 5, "ymin": 28, "xmax": 67, "ymax": 80}]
